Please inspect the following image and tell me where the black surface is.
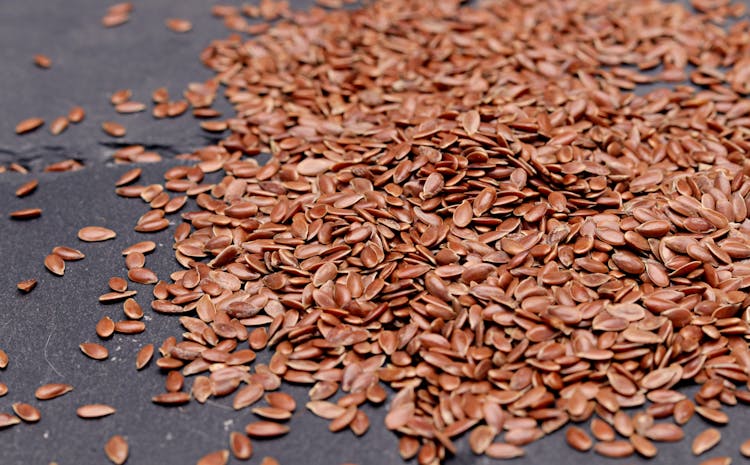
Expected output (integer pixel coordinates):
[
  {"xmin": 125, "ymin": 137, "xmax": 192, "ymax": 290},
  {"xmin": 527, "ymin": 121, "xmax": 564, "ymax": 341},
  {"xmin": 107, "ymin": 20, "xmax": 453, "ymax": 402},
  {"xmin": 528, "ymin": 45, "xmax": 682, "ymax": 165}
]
[{"xmin": 1, "ymin": 1, "xmax": 750, "ymax": 465}]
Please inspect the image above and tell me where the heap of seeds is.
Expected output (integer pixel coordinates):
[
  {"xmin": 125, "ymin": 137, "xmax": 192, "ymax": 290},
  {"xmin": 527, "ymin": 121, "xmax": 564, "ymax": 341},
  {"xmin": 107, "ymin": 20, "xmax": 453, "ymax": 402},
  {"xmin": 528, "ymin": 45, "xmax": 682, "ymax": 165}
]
[
  {"xmin": 107, "ymin": 0, "xmax": 750, "ymax": 462},
  {"xmin": 11, "ymin": 0, "xmax": 750, "ymax": 463}
]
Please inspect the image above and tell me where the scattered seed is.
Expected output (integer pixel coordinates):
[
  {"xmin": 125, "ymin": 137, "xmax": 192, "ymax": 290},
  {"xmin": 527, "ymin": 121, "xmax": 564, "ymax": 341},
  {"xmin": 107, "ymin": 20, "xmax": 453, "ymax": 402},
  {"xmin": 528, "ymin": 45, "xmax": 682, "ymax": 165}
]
[
  {"xmin": 244, "ymin": 421, "xmax": 289, "ymax": 438},
  {"xmin": 135, "ymin": 344, "xmax": 154, "ymax": 370},
  {"xmin": 15, "ymin": 117, "xmax": 44, "ymax": 134},
  {"xmin": 35, "ymin": 383, "xmax": 73, "ymax": 400},
  {"xmin": 50, "ymin": 117, "xmax": 69, "ymax": 135},
  {"xmin": 693, "ymin": 428, "xmax": 722, "ymax": 456},
  {"xmin": 152, "ymin": 392, "xmax": 190, "ymax": 405},
  {"xmin": 740, "ymin": 439, "xmax": 750, "ymax": 457},
  {"xmin": 17, "ymin": 279, "xmax": 37, "ymax": 293},
  {"xmin": 116, "ymin": 168, "xmax": 142, "ymax": 186},
  {"xmin": 229, "ymin": 431, "xmax": 253, "ymax": 460},
  {"xmin": 104, "ymin": 434, "xmax": 128, "ymax": 465},
  {"xmin": 485, "ymin": 443, "xmax": 524, "ymax": 459},
  {"xmin": 12, "ymin": 403, "xmax": 40, "ymax": 422},
  {"xmin": 80, "ymin": 342, "xmax": 109, "ymax": 360},
  {"xmin": 68, "ymin": 106, "xmax": 85, "ymax": 123},
  {"xmin": 78, "ymin": 226, "xmax": 116, "ymax": 242},
  {"xmin": 122, "ymin": 241, "xmax": 155, "ymax": 255},
  {"xmin": 77, "ymin": 404, "xmax": 116, "ymax": 418},
  {"xmin": 115, "ymin": 102, "xmax": 146, "ymax": 114},
  {"xmin": 565, "ymin": 426, "xmax": 592, "ymax": 452},
  {"xmin": 96, "ymin": 316, "xmax": 116, "ymax": 338},
  {"xmin": 33, "ymin": 54, "xmax": 51, "ymax": 68},
  {"xmin": 15, "ymin": 179, "xmax": 38, "ymax": 197},
  {"xmin": 10, "ymin": 208, "xmax": 42, "ymax": 220},
  {"xmin": 102, "ymin": 121, "xmax": 126, "ymax": 137},
  {"xmin": 44, "ymin": 253, "xmax": 65, "ymax": 275},
  {"xmin": 594, "ymin": 441, "xmax": 635, "ymax": 458},
  {"xmin": 0, "ymin": 413, "xmax": 21, "ymax": 429},
  {"xmin": 52, "ymin": 246, "xmax": 85, "ymax": 261},
  {"xmin": 699, "ymin": 457, "xmax": 731, "ymax": 465},
  {"xmin": 166, "ymin": 18, "xmax": 192, "ymax": 32},
  {"xmin": 114, "ymin": 320, "xmax": 145, "ymax": 334}
]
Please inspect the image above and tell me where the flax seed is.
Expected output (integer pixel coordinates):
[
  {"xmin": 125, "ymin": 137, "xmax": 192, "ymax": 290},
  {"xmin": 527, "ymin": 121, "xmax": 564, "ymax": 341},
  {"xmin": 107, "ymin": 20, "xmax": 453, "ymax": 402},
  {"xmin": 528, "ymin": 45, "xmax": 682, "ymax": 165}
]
[
  {"xmin": 15, "ymin": 179, "xmax": 38, "ymax": 197},
  {"xmin": 102, "ymin": 121, "xmax": 126, "ymax": 137},
  {"xmin": 80, "ymin": 342, "xmax": 108, "ymax": 360},
  {"xmin": 35, "ymin": 383, "xmax": 72, "ymax": 400},
  {"xmin": 77, "ymin": 404, "xmax": 116, "ymax": 418},
  {"xmin": 229, "ymin": 431, "xmax": 253, "ymax": 460},
  {"xmin": 15, "ymin": 117, "xmax": 44, "ymax": 134},
  {"xmin": 12, "ymin": 403, "xmax": 40, "ymax": 422},
  {"xmin": 104, "ymin": 435, "xmax": 128, "ymax": 465},
  {"xmin": 16, "ymin": 278, "xmax": 37, "ymax": 293}
]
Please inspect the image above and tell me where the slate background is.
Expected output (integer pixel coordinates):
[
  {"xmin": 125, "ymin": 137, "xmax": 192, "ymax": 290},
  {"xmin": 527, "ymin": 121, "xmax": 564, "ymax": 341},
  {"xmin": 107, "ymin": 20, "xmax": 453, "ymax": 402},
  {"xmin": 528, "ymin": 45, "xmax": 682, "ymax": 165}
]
[{"xmin": 0, "ymin": 1, "xmax": 748, "ymax": 464}]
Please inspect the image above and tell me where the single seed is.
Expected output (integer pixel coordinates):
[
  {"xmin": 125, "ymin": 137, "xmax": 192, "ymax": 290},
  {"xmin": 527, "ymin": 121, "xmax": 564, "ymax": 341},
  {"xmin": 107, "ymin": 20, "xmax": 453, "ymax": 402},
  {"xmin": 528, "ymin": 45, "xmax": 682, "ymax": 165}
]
[
  {"xmin": 152, "ymin": 392, "xmax": 190, "ymax": 405},
  {"xmin": 78, "ymin": 226, "xmax": 116, "ymax": 242},
  {"xmin": 200, "ymin": 121, "xmax": 228, "ymax": 132},
  {"xmin": 740, "ymin": 439, "xmax": 750, "ymax": 457},
  {"xmin": 35, "ymin": 383, "xmax": 73, "ymax": 400},
  {"xmin": 693, "ymin": 428, "xmax": 722, "ymax": 455},
  {"xmin": 110, "ymin": 89, "xmax": 132, "ymax": 105},
  {"xmin": 244, "ymin": 421, "xmax": 289, "ymax": 438},
  {"xmin": 15, "ymin": 179, "xmax": 38, "ymax": 197},
  {"xmin": 116, "ymin": 168, "xmax": 142, "ymax": 186},
  {"xmin": 68, "ymin": 107, "xmax": 85, "ymax": 123},
  {"xmin": 12, "ymin": 403, "xmax": 40, "ymax": 422},
  {"xmin": 0, "ymin": 413, "xmax": 21, "ymax": 429},
  {"xmin": 104, "ymin": 435, "xmax": 128, "ymax": 465},
  {"xmin": 102, "ymin": 121, "xmax": 126, "ymax": 137},
  {"xmin": 485, "ymin": 443, "xmax": 525, "ymax": 459},
  {"xmin": 33, "ymin": 54, "xmax": 51, "ymax": 68},
  {"xmin": 123, "ymin": 298, "xmax": 144, "ymax": 319},
  {"xmin": 565, "ymin": 426, "xmax": 592, "ymax": 451},
  {"xmin": 135, "ymin": 344, "xmax": 154, "ymax": 370},
  {"xmin": 44, "ymin": 254, "xmax": 65, "ymax": 275},
  {"xmin": 109, "ymin": 277, "xmax": 128, "ymax": 292},
  {"xmin": 17, "ymin": 279, "xmax": 37, "ymax": 293},
  {"xmin": 114, "ymin": 320, "xmax": 145, "ymax": 334},
  {"xmin": 630, "ymin": 434, "xmax": 658, "ymax": 458},
  {"xmin": 80, "ymin": 342, "xmax": 108, "ymax": 360},
  {"xmin": 594, "ymin": 441, "xmax": 635, "ymax": 458},
  {"xmin": 50, "ymin": 117, "xmax": 69, "ymax": 135},
  {"xmin": 699, "ymin": 457, "xmax": 731, "ymax": 465},
  {"xmin": 10, "ymin": 208, "xmax": 42, "ymax": 220},
  {"xmin": 230, "ymin": 431, "xmax": 253, "ymax": 460},
  {"xmin": 96, "ymin": 317, "xmax": 116, "ymax": 338},
  {"xmin": 166, "ymin": 18, "xmax": 192, "ymax": 32},
  {"xmin": 77, "ymin": 404, "xmax": 116, "ymax": 418},
  {"xmin": 15, "ymin": 117, "xmax": 44, "ymax": 134},
  {"xmin": 197, "ymin": 450, "xmax": 229, "ymax": 465},
  {"xmin": 122, "ymin": 241, "xmax": 155, "ymax": 255},
  {"xmin": 52, "ymin": 246, "xmax": 85, "ymax": 261}
]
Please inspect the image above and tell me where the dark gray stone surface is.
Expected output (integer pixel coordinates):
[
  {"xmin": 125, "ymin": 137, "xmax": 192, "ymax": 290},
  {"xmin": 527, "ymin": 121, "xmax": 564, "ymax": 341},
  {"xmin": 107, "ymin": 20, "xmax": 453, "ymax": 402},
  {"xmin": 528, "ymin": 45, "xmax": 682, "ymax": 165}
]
[{"xmin": 0, "ymin": 1, "xmax": 749, "ymax": 464}]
